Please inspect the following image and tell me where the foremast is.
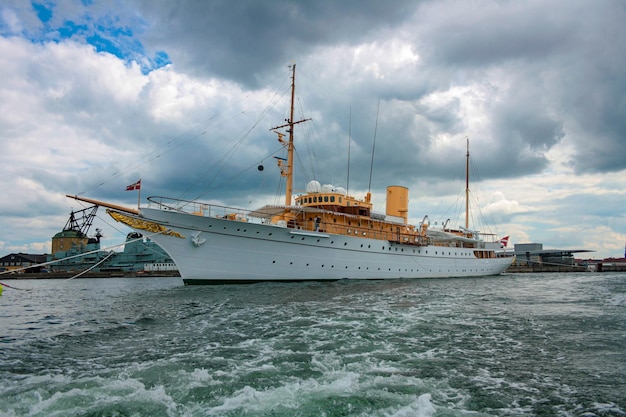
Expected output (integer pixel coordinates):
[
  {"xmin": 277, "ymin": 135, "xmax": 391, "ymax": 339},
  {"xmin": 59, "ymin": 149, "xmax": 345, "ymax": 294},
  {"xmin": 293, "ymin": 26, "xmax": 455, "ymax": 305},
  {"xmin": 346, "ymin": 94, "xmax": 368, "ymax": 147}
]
[
  {"xmin": 270, "ymin": 64, "xmax": 310, "ymax": 209},
  {"xmin": 465, "ymin": 137, "xmax": 470, "ymax": 230}
]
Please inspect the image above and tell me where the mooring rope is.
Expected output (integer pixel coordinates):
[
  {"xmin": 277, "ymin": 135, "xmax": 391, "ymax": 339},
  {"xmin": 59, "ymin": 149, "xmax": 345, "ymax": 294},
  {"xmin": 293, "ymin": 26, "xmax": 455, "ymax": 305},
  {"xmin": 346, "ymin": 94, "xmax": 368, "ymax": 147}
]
[{"xmin": 0, "ymin": 230, "xmax": 168, "ymax": 291}]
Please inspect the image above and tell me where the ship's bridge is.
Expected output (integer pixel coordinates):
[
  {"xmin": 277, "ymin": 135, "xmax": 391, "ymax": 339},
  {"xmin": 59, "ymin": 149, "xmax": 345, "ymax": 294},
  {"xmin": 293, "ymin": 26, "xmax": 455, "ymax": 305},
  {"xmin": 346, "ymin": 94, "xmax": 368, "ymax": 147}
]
[{"xmin": 295, "ymin": 181, "xmax": 372, "ymax": 217}]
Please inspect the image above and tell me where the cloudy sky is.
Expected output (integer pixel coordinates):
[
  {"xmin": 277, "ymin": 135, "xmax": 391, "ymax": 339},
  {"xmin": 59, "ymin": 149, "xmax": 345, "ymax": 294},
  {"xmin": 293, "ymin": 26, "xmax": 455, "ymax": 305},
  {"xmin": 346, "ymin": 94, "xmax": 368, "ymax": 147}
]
[{"xmin": 1, "ymin": 0, "xmax": 625, "ymax": 259}]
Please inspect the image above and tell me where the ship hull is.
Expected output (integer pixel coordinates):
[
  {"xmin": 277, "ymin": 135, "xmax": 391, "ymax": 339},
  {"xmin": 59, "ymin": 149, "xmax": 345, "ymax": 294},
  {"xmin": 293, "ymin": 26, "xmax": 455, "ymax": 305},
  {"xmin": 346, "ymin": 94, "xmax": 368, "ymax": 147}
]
[{"xmin": 131, "ymin": 208, "xmax": 512, "ymax": 284}]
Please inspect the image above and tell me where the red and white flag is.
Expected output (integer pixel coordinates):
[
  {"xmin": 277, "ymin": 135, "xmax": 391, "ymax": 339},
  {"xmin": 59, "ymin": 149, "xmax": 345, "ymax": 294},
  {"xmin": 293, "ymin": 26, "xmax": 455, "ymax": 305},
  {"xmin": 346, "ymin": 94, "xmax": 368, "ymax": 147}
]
[
  {"xmin": 499, "ymin": 235, "xmax": 510, "ymax": 248},
  {"xmin": 126, "ymin": 179, "xmax": 141, "ymax": 191}
]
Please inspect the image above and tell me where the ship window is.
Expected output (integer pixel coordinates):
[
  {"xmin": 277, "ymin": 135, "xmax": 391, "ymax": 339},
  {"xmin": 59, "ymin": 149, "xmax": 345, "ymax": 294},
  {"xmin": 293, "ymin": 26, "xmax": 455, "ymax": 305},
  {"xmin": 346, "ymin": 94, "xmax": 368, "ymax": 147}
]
[
  {"xmin": 313, "ymin": 197, "xmax": 317, "ymax": 202},
  {"xmin": 309, "ymin": 197, "xmax": 312, "ymax": 203},
  {"xmin": 330, "ymin": 196, "xmax": 335, "ymax": 202},
  {"xmin": 339, "ymin": 197, "xmax": 342, "ymax": 203},
  {"xmin": 324, "ymin": 196, "xmax": 329, "ymax": 202}
]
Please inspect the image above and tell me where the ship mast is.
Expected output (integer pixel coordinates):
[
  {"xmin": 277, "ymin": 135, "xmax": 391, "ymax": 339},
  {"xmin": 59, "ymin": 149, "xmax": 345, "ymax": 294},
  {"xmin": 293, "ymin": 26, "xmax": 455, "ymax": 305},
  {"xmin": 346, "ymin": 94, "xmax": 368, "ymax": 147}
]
[
  {"xmin": 465, "ymin": 137, "xmax": 470, "ymax": 230},
  {"xmin": 271, "ymin": 64, "xmax": 310, "ymax": 207}
]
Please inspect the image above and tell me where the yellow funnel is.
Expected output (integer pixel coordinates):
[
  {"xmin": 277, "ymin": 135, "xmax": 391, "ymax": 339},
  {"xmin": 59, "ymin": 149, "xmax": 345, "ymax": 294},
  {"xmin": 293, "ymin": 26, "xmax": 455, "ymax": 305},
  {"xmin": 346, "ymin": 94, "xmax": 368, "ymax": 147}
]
[{"xmin": 386, "ymin": 185, "xmax": 408, "ymax": 223}]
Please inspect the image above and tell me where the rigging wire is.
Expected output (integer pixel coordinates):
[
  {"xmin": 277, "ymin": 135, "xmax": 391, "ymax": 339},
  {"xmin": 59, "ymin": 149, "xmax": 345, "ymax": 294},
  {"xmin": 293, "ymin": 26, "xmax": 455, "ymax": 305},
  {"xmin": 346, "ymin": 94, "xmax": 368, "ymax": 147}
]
[
  {"xmin": 347, "ymin": 106, "xmax": 352, "ymax": 195},
  {"xmin": 368, "ymin": 99, "xmax": 381, "ymax": 193},
  {"xmin": 184, "ymin": 81, "xmax": 292, "ymax": 203},
  {"xmin": 292, "ymin": 68, "xmax": 321, "ymax": 183},
  {"xmin": 0, "ymin": 230, "xmax": 166, "ymax": 291},
  {"xmin": 77, "ymin": 93, "xmax": 257, "ymax": 197},
  {"xmin": 74, "ymin": 70, "xmax": 291, "ymax": 199}
]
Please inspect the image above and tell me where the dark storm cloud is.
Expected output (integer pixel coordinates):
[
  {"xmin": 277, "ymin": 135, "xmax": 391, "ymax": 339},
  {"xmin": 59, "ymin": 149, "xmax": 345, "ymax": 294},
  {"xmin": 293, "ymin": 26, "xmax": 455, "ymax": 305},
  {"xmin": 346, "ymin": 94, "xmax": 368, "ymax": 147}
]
[
  {"xmin": 411, "ymin": 0, "xmax": 626, "ymax": 175},
  {"xmin": 99, "ymin": 0, "xmax": 622, "ymax": 183},
  {"xmin": 133, "ymin": 0, "xmax": 419, "ymax": 87}
]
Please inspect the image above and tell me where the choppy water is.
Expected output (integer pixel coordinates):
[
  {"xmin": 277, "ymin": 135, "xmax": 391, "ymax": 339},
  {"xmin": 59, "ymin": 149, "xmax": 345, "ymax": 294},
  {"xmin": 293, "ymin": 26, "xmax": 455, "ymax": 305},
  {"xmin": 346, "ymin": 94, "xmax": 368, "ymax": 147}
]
[{"xmin": 1, "ymin": 273, "xmax": 624, "ymax": 417}]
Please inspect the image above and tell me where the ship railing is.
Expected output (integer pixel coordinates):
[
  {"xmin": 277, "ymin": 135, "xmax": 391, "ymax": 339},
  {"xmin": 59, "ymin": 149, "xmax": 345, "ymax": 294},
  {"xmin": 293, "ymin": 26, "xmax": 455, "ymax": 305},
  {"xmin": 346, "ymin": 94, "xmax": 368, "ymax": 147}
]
[
  {"xmin": 309, "ymin": 220, "xmax": 429, "ymax": 246},
  {"xmin": 146, "ymin": 197, "xmax": 428, "ymax": 245},
  {"xmin": 146, "ymin": 196, "xmax": 255, "ymax": 220}
]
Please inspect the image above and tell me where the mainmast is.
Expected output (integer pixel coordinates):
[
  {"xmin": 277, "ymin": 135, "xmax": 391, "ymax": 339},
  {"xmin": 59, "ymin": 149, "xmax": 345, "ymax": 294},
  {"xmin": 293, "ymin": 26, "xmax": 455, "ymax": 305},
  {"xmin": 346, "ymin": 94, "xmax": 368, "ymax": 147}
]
[
  {"xmin": 271, "ymin": 64, "xmax": 310, "ymax": 207},
  {"xmin": 465, "ymin": 137, "xmax": 470, "ymax": 230}
]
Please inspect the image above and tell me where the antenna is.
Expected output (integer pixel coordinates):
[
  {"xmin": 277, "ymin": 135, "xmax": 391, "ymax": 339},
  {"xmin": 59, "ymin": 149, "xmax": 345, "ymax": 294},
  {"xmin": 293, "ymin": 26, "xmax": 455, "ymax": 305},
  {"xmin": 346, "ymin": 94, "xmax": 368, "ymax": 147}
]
[{"xmin": 368, "ymin": 99, "xmax": 381, "ymax": 194}]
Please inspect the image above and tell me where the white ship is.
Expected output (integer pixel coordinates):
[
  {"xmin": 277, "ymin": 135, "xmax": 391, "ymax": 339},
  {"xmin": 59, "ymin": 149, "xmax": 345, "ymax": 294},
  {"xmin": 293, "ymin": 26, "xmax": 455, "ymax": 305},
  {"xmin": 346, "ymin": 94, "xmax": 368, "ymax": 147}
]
[{"xmin": 68, "ymin": 65, "xmax": 513, "ymax": 284}]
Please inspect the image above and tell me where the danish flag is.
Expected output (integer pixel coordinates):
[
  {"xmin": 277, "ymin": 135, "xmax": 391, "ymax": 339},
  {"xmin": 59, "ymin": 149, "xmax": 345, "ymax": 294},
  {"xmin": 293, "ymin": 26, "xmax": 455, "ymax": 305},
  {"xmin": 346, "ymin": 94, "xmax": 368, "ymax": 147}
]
[
  {"xmin": 499, "ymin": 235, "xmax": 510, "ymax": 248},
  {"xmin": 126, "ymin": 179, "xmax": 141, "ymax": 191}
]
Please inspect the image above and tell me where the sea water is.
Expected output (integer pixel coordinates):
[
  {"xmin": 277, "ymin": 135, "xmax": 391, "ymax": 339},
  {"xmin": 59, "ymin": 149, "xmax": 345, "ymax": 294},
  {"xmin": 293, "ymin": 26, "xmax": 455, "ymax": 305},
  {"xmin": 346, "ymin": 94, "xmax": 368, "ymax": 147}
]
[{"xmin": 0, "ymin": 273, "xmax": 624, "ymax": 416}]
